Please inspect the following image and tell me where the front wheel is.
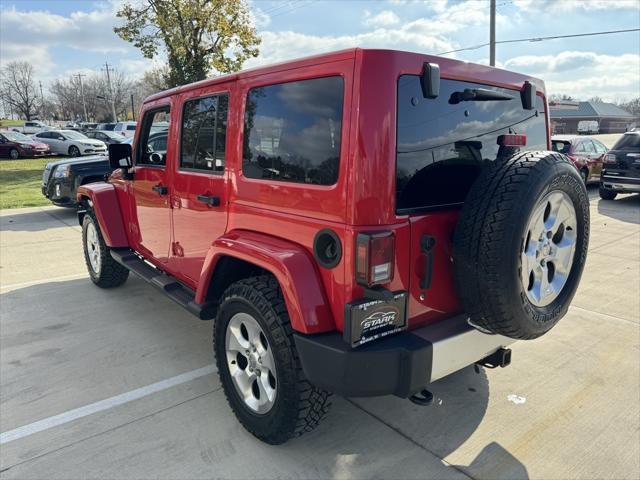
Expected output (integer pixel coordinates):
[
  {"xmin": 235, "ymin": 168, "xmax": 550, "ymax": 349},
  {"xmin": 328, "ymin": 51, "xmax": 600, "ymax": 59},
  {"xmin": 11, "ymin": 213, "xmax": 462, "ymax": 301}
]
[
  {"xmin": 9, "ymin": 148, "xmax": 19, "ymax": 160},
  {"xmin": 580, "ymin": 168, "xmax": 588, "ymax": 184},
  {"xmin": 214, "ymin": 275, "xmax": 332, "ymax": 444},
  {"xmin": 82, "ymin": 211, "xmax": 129, "ymax": 288},
  {"xmin": 599, "ymin": 186, "xmax": 617, "ymax": 200},
  {"xmin": 69, "ymin": 145, "xmax": 81, "ymax": 157}
]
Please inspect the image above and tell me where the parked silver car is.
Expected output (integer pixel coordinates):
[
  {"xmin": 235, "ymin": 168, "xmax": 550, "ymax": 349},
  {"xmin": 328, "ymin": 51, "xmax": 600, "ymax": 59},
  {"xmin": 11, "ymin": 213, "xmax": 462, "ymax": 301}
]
[{"xmin": 32, "ymin": 130, "xmax": 107, "ymax": 156}]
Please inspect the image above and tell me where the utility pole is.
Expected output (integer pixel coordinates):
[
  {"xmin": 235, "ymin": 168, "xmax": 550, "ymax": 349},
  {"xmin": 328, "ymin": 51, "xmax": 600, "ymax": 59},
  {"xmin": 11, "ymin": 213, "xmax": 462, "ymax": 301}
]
[
  {"xmin": 103, "ymin": 62, "xmax": 118, "ymax": 122},
  {"xmin": 38, "ymin": 80, "xmax": 46, "ymax": 120},
  {"xmin": 74, "ymin": 73, "xmax": 88, "ymax": 123},
  {"xmin": 489, "ymin": 0, "xmax": 496, "ymax": 66},
  {"xmin": 130, "ymin": 93, "xmax": 136, "ymax": 121}
]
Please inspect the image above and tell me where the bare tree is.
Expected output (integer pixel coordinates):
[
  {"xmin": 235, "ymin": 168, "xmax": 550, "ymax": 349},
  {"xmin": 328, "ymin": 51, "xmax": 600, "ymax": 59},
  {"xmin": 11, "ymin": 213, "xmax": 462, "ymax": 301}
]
[
  {"xmin": 0, "ymin": 61, "xmax": 40, "ymax": 120},
  {"xmin": 50, "ymin": 69, "xmax": 138, "ymax": 122}
]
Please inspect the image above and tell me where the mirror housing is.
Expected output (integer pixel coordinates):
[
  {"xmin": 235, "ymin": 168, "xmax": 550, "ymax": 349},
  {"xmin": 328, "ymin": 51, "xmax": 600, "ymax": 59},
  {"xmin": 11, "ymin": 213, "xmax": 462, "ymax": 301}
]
[
  {"xmin": 521, "ymin": 81, "xmax": 536, "ymax": 110},
  {"xmin": 420, "ymin": 62, "xmax": 440, "ymax": 99},
  {"xmin": 109, "ymin": 142, "xmax": 132, "ymax": 170}
]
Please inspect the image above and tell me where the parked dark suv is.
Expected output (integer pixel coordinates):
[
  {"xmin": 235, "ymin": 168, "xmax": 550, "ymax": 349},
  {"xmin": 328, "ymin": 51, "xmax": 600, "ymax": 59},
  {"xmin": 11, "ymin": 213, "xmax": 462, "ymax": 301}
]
[
  {"xmin": 76, "ymin": 49, "xmax": 590, "ymax": 444},
  {"xmin": 42, "ymin": 155, "xmax": 113, "ymax": 207},
  {"xmin": 600, "ymin": 131, "xmax": 640, "ymax": 199}
]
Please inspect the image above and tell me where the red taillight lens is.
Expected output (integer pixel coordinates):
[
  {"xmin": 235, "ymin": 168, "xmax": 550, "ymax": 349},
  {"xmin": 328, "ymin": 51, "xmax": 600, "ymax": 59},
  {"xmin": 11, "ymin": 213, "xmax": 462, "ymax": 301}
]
[
  {"xmin": 604, "ymin": 153, "xmax": 616, "ymax": 164},
  {"xmin": 497, "ymin": 134, "xmax": 527, "ymax": 146},
  {"xmin": 355, "ymin": 232, "xmax": 395, "ymax": 287}
]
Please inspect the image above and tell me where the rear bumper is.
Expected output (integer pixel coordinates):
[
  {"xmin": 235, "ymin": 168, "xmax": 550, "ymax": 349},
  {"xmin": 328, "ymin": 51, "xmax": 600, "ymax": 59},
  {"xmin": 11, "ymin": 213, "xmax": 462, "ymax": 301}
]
[
  {"xmin": 601, "ymin": 175, "xmax": 640, "ymax": 193},
  {"xmin": 294, "ymin": 314, "xmax": 515, "ymax": 398}
]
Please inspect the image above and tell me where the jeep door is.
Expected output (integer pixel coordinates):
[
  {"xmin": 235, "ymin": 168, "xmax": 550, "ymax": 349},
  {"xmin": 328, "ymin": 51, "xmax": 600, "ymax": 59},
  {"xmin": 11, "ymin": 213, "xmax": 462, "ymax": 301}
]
[
  {"xmin": 169, "ymin": 88, "xmax": 231, "ymax": 284},
  {"xmin": 130, "ymin": 105, "xmax": 172, "ymax": 263}
]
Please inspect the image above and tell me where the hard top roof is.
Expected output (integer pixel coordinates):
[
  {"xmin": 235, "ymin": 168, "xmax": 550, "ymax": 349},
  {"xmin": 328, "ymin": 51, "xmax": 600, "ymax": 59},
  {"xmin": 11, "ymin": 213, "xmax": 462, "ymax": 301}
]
[{"xmin": 144, "ymin": 48, "xmax": 545, "ymax": 104}]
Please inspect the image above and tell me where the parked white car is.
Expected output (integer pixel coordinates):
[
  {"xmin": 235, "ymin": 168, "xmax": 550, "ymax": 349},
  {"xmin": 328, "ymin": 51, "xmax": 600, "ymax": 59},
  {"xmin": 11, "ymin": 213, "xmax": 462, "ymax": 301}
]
[
  {"xmin": 113, "ymin": 121, "xmax": 137, "ymax": 138},
  {"xmin": 32, "ymin": 130, "xmax": 107, "ymax": 156},
  {"xmin": 12, "ymin": 121, "xmax": 51, "ymax": 135}
]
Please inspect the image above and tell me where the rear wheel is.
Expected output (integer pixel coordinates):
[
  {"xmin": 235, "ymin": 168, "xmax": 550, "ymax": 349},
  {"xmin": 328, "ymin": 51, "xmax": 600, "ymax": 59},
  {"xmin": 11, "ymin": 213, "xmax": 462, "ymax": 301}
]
[
  {"xmin": 599, "ymin": 186, "xmax": 617, "ymax": 200},
  {"xmin": 82, "ymin": 210, "xmax": 129, "ymax": 288},
  {"xmin": 69, "ymin": 145, "xmax": 80, "ymax": 157},
  {"xmin": 9, "ymin": 148, "xmax": 19, "ymax": 160},
  {"xmin": 214, "ymin": 275, "xmax": 332, "ymax": 444},
  {"xmin": 453, "ymin": 151, "xmax": 589, "ymax": 339}
]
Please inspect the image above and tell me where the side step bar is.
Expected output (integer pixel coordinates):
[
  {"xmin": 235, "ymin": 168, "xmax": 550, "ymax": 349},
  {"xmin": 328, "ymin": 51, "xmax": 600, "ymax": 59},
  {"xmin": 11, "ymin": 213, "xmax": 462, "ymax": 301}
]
[{"xmin": 110, "ymin": 249, "xmax": 217, "ymax": 320}]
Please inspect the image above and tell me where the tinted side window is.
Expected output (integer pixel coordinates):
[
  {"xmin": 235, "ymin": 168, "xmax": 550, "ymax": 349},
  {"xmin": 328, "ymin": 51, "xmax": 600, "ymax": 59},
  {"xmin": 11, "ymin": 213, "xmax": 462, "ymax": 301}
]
[
  {"xmin": 574, "ymin": 142, "xmax": 586, "ymax": 153},
  {"xmin": 396, "ymin": 76, "xmax": 547, "ymax": 212},
  {"xmin": 181, "ymin": 94, "xmax": 228, "ymax": 172},
  {"xmin": 584, "ymin": 141, "xmax": 596, "ymax": 153},
  {"xmin": 137, "ymin": 108, "xmax": 170, "ymax": 166},
  {"xmin": 243, "ymin": 76, "xmax": 343, "ymax": 185},
  {"xmin": 593, "ymin": 140, "xmax": 607, "ymax": 153}
]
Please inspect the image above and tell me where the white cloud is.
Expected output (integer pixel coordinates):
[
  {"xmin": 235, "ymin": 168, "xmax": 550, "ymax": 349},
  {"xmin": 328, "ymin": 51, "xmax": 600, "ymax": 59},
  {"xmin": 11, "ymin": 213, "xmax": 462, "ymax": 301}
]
[
  {"xmin": 502, "ymin": 51, "xmax": 640, "ymax": 101},
  {"xmin": 363, "ymin": 10, "xmax": 401, "ymax": 27},
  {"xmin": 514, "ymin": 0, "xmax": 640, "ymax": 11},
  {"xmin": 250, "ymin": 3, "xmax": 271, "ymax": 28},
  {"xmin": 246, "ymin": 28, "xmax": 454, "ymax": 68},
  {"xmin": 0, "ymin": 1, "xmax": 133, "ymax": 80}
]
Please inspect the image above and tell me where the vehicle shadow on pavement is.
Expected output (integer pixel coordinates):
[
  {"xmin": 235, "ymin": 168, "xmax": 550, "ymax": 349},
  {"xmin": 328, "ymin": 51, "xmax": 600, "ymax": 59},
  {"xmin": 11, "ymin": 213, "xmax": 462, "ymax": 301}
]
[
  {"xmin": 0, "ymin": 208, "xmax": 79, "ymax": 233},
  {"xmin": 1, "ymin": 276, "xmax": 529, "ymax": 479},
  {"xmin": 350, "ymin": 366, "xmax": 529, "ymax": 479},
  {"xmin": 596, "ymin": 194, "xmax": 640, "ymax": 225}
]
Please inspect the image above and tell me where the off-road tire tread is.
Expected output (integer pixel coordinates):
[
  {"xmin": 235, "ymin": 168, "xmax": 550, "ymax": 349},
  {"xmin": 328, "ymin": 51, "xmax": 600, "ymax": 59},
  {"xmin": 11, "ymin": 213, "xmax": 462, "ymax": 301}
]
[
  {"xmin": 82, "ymin": 210, "xmax": 129, "ymax": 288},
  {"xmin": 214, "ymin": 275, "xmax": 332, "ymax": 444},
  {"xmin": 454, "ymin": 150, "xmax": 586, "ymax": 339}
]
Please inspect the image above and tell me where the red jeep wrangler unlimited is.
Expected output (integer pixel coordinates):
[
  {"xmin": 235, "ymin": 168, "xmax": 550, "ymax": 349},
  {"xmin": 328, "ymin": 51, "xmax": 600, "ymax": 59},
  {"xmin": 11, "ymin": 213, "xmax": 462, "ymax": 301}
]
[{"xmin": 77, "ymin": 49, "xmax": 589, "ymax": 444}]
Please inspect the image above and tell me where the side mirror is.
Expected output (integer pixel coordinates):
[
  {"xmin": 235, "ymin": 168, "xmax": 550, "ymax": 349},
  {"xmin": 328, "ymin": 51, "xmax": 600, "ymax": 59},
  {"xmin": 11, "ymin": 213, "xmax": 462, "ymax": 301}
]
[
  {"xmin": 109, "ymin": 142, "xmax": 132, "ymax": 169},
  {"xmin": 58, "ymin": 136, "xmax": 65, "ymax": 141},
  {"xmin": 521, "ymin": 81, "xmax": 536, "ymax": 110},
  {"xmin": 420, "ymin": 62, "xmax": 440, "ymax": 99}
]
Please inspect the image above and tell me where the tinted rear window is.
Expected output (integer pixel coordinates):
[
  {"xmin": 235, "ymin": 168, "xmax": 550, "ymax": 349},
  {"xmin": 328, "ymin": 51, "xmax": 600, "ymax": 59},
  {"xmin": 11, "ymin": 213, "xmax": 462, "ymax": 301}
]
[
  {"xmin": 396, "ymin": 76, "xmax": 547, "ymax": 212},
  {"xmin": 612, "ymin": 134, "xmax": 640, "ymax": 150},
  {"xmin": 242, "ymin": 76, "xmax": 343, "ymax": 185}
]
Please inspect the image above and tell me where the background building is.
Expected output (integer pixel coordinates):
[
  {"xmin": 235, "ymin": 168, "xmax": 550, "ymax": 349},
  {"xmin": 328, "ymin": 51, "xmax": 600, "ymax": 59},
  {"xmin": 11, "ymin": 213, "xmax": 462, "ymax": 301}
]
[{"xmin": 550, "ymin": 101, "xmax": 637, "ymax": 134}]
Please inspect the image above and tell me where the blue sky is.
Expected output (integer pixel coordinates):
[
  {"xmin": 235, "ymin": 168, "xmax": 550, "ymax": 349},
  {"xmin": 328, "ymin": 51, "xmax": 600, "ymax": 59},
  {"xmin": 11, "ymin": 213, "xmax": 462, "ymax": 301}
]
[{"xmin": 1, "ymin": 0, "xmax": 639, "ymax": 101}]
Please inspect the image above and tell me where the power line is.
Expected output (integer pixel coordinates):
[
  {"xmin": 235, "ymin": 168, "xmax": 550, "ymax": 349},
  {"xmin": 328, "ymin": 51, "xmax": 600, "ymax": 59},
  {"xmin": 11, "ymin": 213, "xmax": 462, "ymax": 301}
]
[{"xmin": 437, "ymin": 28, "xmax": 640, "ymax": 56}]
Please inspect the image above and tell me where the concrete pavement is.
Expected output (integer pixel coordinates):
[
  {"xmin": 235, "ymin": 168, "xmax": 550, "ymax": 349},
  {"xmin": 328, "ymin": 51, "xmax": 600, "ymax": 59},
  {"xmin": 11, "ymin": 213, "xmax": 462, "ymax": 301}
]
[{"xmin": 1, "ymin": 190, "xmax": 639, "ymax": 479}]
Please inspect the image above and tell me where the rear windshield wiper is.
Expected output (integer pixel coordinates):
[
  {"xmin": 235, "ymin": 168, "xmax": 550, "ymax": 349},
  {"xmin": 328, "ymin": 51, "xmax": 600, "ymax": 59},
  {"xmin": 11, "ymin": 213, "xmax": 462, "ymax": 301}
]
[{"xmin": 449, "ymin": 88, "xmax": 514, "ymax": 105}]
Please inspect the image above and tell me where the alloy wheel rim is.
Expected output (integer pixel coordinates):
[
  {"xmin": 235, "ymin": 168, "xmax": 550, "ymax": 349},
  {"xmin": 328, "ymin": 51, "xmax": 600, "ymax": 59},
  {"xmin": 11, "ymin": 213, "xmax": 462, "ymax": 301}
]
[
  {"xmin": 10, "ymin": 150, "xmax": 18, "ymax": 159},
  {"xmin": 520, "ymin": 190, "xmax": 577, "ymax": 307},
  {"xmin": 225, "ymin": 312, "xmax": 277, "ymax": 414},
  {"xmin": 86, "ymin": 222, "xmax": 101, "ymax": 274}
]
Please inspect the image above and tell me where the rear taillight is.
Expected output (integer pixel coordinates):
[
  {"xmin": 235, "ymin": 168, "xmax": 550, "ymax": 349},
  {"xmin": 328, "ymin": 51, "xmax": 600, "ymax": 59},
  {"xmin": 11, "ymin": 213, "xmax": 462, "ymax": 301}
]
[
  {"xmin": 497, "ymin": 134, "xmax": 527, "ymax": 147},
  {"xmin": 604, "ymin": 154, "xmax": 617, "ymax": 164},
  {"xmin": 356, "ymin": 232, "xmax": 395, "ymax": 287}
]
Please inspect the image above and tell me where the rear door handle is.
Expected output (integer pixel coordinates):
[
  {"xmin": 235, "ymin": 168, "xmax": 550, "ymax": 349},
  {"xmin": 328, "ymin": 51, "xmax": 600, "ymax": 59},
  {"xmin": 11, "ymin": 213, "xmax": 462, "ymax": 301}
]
[
  {"xmin": 197, "ymin": 194, "xmax": 220, "ymax": 206},
  {"xmin": 152, "ymin": 185, "xmax": 168, "ymax": 195}
]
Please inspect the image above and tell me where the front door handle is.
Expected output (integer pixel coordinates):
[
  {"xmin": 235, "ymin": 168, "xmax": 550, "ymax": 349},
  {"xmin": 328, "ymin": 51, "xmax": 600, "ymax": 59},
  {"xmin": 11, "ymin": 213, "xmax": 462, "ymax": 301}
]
[
  {"xmin": 197, "ymin": 194, "xmax": 220, "ymax": 206},
  {"xmin": 152, "ymin": 185, "xmax": 168, "ymax": 195}
]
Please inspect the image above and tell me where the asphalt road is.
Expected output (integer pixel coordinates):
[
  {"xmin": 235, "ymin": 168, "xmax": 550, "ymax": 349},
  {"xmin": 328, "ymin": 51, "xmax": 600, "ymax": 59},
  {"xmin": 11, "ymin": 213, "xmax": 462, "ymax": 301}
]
[{"xmin": 1, "ymin": 189, "xmax": 639, "ymax": 480}]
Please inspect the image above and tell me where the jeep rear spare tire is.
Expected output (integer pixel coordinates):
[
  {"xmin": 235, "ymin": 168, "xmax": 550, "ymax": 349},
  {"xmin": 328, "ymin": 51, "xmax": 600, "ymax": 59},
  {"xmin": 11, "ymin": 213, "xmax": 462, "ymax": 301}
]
[{"xmin": 453, "ymin": 151, "xmax": 589, "ymax": 339}]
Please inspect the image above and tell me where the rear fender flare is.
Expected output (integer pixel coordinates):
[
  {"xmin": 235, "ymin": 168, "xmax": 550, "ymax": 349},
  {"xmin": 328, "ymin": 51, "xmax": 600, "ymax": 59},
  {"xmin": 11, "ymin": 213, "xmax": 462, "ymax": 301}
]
[
  {"xmin": 197, "ymin": 230, "xmax": 335, "ymax": 334},
  {"xmin": 77, "ymin": 183, "xmax": 128, "ymax": 248}
]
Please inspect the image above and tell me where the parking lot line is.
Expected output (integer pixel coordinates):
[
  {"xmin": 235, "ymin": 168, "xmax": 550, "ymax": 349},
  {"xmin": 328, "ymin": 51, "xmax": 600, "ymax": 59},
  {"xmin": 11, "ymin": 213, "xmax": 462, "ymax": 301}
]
[{"xmin": 0, "ymin": 365, "xmax": 216, "ymax": 445}]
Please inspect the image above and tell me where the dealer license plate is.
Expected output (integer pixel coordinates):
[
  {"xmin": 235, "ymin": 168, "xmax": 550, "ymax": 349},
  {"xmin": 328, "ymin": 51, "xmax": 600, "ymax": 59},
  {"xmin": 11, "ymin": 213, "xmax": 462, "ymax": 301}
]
[{"xmin": 344, "ymin": 291, "xmax": 408, "ymax": 348}]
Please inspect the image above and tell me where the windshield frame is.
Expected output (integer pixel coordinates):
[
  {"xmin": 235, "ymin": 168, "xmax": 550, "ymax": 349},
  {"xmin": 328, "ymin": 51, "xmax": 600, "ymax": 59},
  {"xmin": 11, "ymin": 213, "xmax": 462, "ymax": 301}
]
[{"xmin": 60, "ymin": 130, "xmax": 88, "ymax": 140}]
